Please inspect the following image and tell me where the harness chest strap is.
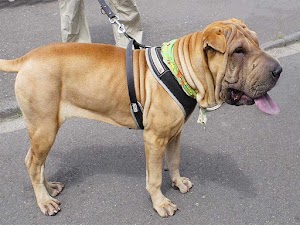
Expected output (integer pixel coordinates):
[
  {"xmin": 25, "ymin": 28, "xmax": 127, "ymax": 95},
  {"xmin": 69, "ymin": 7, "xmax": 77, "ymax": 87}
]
[{"xmin": 145, "ymin": 47, "xmax": 197, "ymax": 120}]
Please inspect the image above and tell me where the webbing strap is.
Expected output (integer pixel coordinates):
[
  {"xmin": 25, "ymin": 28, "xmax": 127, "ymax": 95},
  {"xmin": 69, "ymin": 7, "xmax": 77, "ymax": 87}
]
[
  {"xmin": 97, "ymin": 0, "xmax": 116, "ymax": 19},
  {"xmin": 98, "ymin": 0, "xmax": 147, "ymax": 129},
  {"xmin": 126, "ymin": 39, "xmax": 144, "ymax": 129}
]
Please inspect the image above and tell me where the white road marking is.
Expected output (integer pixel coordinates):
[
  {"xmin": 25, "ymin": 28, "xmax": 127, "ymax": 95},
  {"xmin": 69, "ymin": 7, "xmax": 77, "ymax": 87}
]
[
  {"xmin": 266, "ymin": 42, "xmax": 300, "ymax": 59},
  {"xmin": 0, "ymin": 117, "xmax": 26, "ymax": 134}
]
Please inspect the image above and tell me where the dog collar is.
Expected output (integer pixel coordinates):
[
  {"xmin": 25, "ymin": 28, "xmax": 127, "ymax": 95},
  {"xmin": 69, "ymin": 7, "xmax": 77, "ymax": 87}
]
[{"xmin": 161, "ymin": 39, "xmax": 198, "ymax": 99}]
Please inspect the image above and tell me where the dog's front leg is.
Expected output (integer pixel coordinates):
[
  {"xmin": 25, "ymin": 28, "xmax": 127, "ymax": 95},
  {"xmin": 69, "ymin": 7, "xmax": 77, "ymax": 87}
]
[
  {"xmin": 166, "ymin": 132, "xmax": 193, "ymax": 193},
  {"xmin": 144, "ymin": 130, "xmax": 178, "ymax": 217}
]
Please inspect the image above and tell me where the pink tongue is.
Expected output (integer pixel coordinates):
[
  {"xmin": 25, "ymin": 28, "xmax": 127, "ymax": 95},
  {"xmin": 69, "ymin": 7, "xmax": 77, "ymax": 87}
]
[{"xmin": 254, "ymin": 93, "xmax": 280, "ymax": 115}]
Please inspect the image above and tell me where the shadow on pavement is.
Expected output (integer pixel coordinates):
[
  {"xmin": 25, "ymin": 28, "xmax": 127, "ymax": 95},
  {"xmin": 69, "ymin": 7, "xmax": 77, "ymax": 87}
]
[
  {"xmin": 0, "ymin": 0, "xmax": 56, "ymax": 9},
  {"xmin": 189, "ymin": 151, "xmax": 258, "ymax": 198},
  {"xmin": 50, "ymin": 144, "xmax": 257, "ymax": 198}
]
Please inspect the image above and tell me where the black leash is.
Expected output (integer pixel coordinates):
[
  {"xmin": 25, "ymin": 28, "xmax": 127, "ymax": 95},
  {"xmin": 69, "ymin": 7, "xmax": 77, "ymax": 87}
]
[
  {"xmin": 98, "ymin": 0, "xmax": 116, "ymax": 19},
  {"xmin": 97, "ymin": 0, "xmax": 147, "ymax": 129},
  {"xmin": 97, "ymin": 0, "xmax": 148, "ymax": 49}
]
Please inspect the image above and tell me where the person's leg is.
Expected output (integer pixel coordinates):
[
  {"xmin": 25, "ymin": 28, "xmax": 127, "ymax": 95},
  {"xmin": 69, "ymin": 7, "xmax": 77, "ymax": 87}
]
[
  {"xmin": 58, "ymin": 0, "xmax": 91, "ymax": 43},
  {"xmin": 108, "ymin": 0, "xmax": 143, "ymax": 48}
]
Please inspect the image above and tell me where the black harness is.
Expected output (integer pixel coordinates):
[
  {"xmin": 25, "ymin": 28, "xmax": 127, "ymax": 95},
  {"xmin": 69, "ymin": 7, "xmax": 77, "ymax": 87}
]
[
  {"xmin": 145, "ymin": 47, "xmax": 197, "ymax": 120},
  {"xmin": 97, "ymin": 0, "xmax": 197, "ymax": 130},
  {"xmin": 126, "ymin": 42, "xmax": 197, "ymax": 130}
]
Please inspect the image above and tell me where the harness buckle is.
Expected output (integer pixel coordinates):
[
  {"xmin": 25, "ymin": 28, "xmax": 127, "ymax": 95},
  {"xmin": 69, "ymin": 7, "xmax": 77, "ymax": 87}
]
[
  {"xmin": 130, "ymin": 102, "xmax": 143, "ymax": 113},
  {"xmin": 131, "ymin": 103, "xmax": 139, "ymax": 112}
]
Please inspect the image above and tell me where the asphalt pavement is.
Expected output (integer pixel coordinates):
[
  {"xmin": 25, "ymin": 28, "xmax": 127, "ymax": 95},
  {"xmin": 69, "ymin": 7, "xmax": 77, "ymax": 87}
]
[{"xmin": 0, "ymin": 0, "xmax": 300, "ymax": 224}]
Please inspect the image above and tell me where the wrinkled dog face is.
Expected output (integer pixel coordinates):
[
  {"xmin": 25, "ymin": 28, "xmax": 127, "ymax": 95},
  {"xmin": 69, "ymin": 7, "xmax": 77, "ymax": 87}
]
[{"xmin": 203, "ymin": 19, "xmax": 282, "ymax": 114}]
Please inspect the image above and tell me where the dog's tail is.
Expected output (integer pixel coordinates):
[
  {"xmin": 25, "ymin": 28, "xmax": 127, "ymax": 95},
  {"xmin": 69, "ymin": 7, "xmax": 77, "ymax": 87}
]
[{"xmin": 0, "ymin": 57, "xmax": 24, "ymax": 73}]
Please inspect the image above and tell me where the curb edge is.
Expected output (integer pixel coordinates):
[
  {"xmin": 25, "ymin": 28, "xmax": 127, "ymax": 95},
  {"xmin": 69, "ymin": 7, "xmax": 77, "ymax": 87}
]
[{"xmin": 262, "ymin": 31, "xmax": 300, "ymax": 51}]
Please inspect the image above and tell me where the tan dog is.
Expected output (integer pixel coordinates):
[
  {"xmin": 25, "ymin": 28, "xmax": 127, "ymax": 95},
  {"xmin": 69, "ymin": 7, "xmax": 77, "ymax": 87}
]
[{"xmin": 0, "ymin": 19, "xmax": 281, "ymax": 217}]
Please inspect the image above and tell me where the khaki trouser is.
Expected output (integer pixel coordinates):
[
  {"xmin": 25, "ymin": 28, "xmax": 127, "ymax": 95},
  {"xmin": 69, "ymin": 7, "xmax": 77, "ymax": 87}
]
[{"xmin": 58, "ymin": 0, "xmax": 143, "ymax": 48}]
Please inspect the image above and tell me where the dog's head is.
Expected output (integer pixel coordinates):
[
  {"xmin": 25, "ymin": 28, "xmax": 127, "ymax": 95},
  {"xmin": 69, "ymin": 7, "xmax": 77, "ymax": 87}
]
[{"xmin": 202, "ymin": 18, "xmax": 282, "ymax": 114}]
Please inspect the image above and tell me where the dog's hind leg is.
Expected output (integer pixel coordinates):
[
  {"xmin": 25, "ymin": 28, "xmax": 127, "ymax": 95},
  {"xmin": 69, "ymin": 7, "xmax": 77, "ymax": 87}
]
[
  {"xmin": 166, "ymin": 132, "xmax": 193, "ymax": 193},
  {"xmin": 15, "ymin": 69, "xmax": 64, "ymax": 215},
  {"xmin": 24, "ymin": 120, "xmax": 62, "ymax": 216}
]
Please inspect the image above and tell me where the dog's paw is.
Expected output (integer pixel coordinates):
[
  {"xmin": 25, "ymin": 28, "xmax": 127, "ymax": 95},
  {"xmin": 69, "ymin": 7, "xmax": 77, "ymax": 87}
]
[
  {"xmin": 45, "ymin": 181, "xmax": 64, "ymax": 197},
  {"xmin": 39, "ymin": 197, "xmax": 61, "ymax": 216},
  {"xmin": 154, "ymin": 198, "xmax": 178, "ymax": 217},
  {"xmin": 172, "ymin": 177, "xmax": 193, "ymax": 193}
]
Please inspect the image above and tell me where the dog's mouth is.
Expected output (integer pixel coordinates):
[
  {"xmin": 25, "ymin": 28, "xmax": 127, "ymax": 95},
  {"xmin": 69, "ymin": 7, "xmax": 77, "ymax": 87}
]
[{"xmin": 225, "ymin": 88, "xmax": 280, "ymax": 115}]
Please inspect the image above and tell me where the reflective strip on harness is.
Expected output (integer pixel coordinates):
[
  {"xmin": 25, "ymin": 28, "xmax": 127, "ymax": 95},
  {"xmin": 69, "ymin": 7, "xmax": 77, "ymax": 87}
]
[{"xmin": 145, "ymin": 47, "xmax": 197, "ymax": 120}]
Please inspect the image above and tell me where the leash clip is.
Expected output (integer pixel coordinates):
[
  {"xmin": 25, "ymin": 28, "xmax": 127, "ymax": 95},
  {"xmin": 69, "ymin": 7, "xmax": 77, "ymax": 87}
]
[
  {"xmin": 109, "ymin": 15, "xmax": 126, "ymax": 34},
  {"xmin": 98, "ymin": 0, "xmax": 148, "ymax": 48}
]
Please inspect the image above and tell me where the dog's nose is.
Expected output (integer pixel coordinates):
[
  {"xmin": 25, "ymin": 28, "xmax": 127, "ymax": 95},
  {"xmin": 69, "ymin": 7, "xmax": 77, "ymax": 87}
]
[{"xmin": 271, "ymin": 65, "xmax": 282, "ymax": 79}]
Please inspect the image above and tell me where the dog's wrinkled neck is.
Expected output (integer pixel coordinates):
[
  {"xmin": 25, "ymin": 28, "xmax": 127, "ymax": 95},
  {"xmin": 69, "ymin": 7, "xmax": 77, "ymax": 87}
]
[{"xmin": 172, "ymin": 32, "xmax": 224, "ymax": 109}]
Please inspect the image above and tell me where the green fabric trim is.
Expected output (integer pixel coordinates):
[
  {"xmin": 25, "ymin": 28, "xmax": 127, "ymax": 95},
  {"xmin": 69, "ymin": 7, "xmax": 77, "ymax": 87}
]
[{"xmin": 161, "ymin": 39, "xmax": 197, "ymax": 99}]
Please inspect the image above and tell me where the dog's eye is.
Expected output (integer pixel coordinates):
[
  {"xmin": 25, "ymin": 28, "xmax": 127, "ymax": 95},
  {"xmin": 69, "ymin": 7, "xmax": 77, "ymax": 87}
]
[
  {"xmin": 233, "ymin": 47, "xmax": 246, "ymax": 55},
  {"xmin": 205, "ymin": 45, "xmax": 215, "ymax": 52}
]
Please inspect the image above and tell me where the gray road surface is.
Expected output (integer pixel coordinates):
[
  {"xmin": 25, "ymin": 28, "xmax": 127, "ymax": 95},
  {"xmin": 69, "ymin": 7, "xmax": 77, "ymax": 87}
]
[{"xmin": 0, "ymin": 0, "xmax": 300, "ymax": 224}]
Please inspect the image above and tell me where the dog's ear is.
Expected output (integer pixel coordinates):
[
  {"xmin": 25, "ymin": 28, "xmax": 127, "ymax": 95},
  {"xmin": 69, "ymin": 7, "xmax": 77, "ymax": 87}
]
[{"xmin": 203, "ymin": 27, "xmax": 226, "ymax": 53}]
